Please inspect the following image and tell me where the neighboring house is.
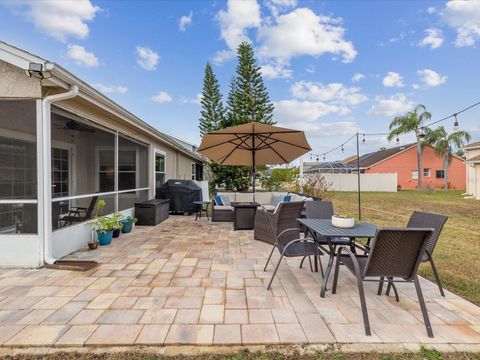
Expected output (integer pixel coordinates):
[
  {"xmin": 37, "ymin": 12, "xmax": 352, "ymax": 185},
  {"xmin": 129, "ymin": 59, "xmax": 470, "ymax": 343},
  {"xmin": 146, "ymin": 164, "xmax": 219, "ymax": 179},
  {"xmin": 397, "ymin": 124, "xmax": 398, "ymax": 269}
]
[
  {"xmin": 465, "ymin": 141, "xmax": 480, "ymax": 200},
  {"xmin": 346, "ymin": 143, "xmax": 466, "ymax": 190},
  {"xmin": 0, "ymin": 41, "xmax": 204, "ymax": 267}
]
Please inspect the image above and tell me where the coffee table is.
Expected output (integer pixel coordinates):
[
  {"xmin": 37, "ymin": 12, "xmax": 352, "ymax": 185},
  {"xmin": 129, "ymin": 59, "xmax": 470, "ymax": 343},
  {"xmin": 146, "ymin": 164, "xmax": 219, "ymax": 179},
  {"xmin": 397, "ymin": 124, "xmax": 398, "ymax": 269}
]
[{"xmin": 231, "ymin": 202, "xmax": 260, "ymax": 230}]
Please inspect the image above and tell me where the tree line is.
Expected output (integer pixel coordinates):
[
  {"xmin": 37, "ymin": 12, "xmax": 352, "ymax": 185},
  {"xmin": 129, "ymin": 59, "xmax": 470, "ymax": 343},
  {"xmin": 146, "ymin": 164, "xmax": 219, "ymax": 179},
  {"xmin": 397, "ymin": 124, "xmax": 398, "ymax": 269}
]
[{"xmin": 198, "ymin": 42, "xmax": 274, "ymax": 191}]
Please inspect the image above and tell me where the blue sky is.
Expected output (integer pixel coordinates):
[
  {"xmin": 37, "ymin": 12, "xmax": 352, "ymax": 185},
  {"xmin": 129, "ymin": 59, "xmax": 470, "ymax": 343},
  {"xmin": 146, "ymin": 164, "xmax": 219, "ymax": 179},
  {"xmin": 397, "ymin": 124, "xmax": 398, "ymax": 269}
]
[{"xmin": 1, "ymin": 0, "xmax": 479, "ymax": 161}]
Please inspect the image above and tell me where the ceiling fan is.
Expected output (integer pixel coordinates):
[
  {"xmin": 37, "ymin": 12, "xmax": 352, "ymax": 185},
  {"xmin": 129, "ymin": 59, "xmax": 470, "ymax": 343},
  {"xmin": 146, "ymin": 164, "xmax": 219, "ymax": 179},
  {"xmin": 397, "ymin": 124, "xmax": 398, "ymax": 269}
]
[{"xmin": 53, "ymin": 120, "xmax": 95, "ymax": 133}]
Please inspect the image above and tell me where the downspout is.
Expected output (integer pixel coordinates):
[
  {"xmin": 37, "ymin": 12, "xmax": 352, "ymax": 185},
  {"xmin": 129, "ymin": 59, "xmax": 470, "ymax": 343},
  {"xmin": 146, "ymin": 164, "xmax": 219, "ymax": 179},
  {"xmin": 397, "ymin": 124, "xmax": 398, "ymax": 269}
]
[{"xmin": 42, "ymin": 85, "xmax": 79, "ymax": 264}]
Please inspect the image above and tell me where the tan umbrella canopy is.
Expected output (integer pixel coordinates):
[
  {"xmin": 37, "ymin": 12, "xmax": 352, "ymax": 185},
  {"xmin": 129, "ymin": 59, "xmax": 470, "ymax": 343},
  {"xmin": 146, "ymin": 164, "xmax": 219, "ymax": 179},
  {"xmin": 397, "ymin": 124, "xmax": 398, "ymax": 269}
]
[{"xmin": 198, "ymin": 122, "xmax": 311, "ymax": 192}]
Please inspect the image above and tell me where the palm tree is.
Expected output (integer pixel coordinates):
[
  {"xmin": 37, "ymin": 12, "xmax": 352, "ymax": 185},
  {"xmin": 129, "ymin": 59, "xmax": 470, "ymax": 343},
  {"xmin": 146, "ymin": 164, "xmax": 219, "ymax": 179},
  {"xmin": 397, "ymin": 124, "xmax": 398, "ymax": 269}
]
[
  {"xmin": 387, "ymin": 104, "xmax": 431, "ymax": 190},
  {"xmin": 425, "ymin": 126, "xmax": 471, "ymax": 190}
]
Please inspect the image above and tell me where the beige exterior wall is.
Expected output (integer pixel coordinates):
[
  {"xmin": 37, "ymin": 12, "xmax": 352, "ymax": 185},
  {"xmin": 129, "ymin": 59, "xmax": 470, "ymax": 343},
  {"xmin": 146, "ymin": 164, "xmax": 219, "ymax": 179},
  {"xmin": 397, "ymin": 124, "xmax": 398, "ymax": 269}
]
[
  {"xmin": 0, "ymin": 60, "xmax": 42, "ymax": 98},
  {"xmin": 465, "ymin": 147, "xmax": 480, "ymax": 199}
]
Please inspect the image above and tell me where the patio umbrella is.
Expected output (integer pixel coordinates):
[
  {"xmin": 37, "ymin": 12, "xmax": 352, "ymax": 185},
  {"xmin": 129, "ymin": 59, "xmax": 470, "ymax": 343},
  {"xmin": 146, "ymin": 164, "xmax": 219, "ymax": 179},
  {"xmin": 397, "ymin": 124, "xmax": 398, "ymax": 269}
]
[{"xmin": 198, "ymin": 122, "xmax": 311, "ymax": 194}]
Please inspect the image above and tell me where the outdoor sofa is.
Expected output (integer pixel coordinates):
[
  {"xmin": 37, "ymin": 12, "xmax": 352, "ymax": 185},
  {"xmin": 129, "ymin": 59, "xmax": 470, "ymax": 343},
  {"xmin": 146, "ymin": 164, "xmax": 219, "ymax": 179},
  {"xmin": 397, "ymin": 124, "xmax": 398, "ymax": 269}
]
[{"xmin": 211, "ymin": 191, "xmax": 319, "ymax": 222}]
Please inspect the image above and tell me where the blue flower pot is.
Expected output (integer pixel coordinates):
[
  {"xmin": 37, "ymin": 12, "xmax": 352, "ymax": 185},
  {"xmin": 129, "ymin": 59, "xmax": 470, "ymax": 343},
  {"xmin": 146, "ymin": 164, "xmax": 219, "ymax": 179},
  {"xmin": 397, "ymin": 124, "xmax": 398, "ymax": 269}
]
[
  {"xmin": 97, "ymin": 230, "xmax": 113, "ymax": 246},
  {"xmin": 120, "ymin": 220, "xmax": 133, "ymax": 233},
  {"xmin": 112, "ymin": 228, "xmax": 121, "ymax": 238}
]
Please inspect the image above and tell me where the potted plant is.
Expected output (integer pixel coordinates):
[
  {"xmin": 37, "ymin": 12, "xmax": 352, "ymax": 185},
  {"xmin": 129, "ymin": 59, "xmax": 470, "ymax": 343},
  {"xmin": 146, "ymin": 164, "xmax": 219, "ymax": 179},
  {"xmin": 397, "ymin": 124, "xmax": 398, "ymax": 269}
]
[
  {"xmin": 120, "ymin": 216, "xmax": 137, "ymax": 234},
  {"xmin": 111, "ymin": 213, "xmax": 124, "ymax": 238},
  {"xmin": 332, "ymin": 213, "xmax": 357, "ymax": 229},
  {"xmin": 88, "ymin": 199, "xmax": 116, "ymax": 246}
]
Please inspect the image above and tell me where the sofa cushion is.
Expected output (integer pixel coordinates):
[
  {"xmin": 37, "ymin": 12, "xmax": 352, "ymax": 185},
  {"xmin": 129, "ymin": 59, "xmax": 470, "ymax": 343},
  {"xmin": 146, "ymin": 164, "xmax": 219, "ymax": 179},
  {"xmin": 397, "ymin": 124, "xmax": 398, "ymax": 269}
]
[
  {"xmin": 214, "ymin": 205, "xmax": 233, "ymax": 211},
  {"xmin": 254, "ymin": 192, "xmax": 272, "ymax": 205},
  {"xmin": 290, "ymin": 193, "xmax": 305, "ymax": 202},
  {"xmin": 236, "ymin": 192, "xmax": 254, "ymax": 202},
  {"xmin": 262, "ymin": 204, "xmax": 276, "ymax": 212},
  {"xmin": 213, "ymin": 195, "xmax": 223, "ymax": 205}
]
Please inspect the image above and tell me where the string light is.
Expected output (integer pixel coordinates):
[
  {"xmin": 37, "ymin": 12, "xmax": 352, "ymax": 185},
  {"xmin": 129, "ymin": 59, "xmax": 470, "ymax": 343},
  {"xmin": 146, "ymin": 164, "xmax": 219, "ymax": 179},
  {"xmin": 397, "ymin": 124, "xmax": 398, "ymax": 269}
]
[{"xmin": 308, "ymin": 99, "xmax": 479, "ymax": 160}]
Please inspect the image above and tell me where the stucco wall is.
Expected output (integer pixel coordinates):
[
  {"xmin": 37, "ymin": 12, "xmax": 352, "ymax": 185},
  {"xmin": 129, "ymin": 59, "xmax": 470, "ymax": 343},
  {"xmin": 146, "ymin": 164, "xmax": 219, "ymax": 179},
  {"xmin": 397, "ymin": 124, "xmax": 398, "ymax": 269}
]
[
  {"xmin": 0, "ymin": 60, "xmax": 42, "ymax": 98},
  {"xmin": 466, "ymin": 147, "xmax": 480, "ymax": 198},
  {"xmin": 365, "ymin": 145, "xmax": 466, "ymax": 190}
]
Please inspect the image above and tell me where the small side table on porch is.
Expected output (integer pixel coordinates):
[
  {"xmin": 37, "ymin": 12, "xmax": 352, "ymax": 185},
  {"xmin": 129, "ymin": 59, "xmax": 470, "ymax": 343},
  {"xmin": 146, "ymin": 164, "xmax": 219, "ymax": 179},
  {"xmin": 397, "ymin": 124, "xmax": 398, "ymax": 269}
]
[{"xmin": 194, "ymin": 201, "xmax": 210, "ymax": 220}]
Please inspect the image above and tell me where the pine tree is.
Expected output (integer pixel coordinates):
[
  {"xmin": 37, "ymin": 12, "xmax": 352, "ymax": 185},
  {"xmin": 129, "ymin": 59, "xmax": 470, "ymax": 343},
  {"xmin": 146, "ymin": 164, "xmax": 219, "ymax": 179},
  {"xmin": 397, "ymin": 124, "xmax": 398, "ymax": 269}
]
[
  {"xmin": 226, "ymin": 41, "xmax": 275, "ymax": 125},
  {"xmin": 223, "ymin": 77, "xmax": 238, "ymax": 128},
  {"xmin": 198, "ymin": 63, "xmax": 224, "ymax": 137}
]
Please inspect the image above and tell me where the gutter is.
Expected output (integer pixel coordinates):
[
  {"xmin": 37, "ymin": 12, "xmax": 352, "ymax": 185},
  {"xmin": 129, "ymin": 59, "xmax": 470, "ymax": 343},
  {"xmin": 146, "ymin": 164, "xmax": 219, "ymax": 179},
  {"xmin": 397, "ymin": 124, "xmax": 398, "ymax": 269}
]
[{"xmin": 41, "ymin": 85, "xmax": 79, "ymax": 265}]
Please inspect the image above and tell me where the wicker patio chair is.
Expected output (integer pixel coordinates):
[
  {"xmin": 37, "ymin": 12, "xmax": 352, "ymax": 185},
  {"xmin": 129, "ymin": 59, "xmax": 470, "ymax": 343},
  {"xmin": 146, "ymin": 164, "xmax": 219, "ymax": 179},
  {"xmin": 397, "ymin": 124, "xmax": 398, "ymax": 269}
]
[
  {"xmin": 262, "ymin": 208, "xmax": 322, "ymax": 290},
  {"xmin": 332, "ymin": 227, "xmax": 435, "ymax": 337},
  {"xmin": 254, "ymin": 201, "xmax": 304, "ymax": 244}
]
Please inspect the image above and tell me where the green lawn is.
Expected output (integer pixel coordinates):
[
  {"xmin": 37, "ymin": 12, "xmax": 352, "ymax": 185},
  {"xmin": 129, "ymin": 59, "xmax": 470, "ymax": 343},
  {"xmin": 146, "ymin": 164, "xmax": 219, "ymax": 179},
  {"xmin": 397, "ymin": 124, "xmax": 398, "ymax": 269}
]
[{"xmin": 329, "ymin": 190, "xmax": 480, "ymax": 305}]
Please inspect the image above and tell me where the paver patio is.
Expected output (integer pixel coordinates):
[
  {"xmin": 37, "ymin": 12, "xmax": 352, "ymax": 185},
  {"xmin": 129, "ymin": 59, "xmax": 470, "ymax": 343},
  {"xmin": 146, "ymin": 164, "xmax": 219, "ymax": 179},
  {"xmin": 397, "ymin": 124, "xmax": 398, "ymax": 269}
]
[{"xmin": 0, "ymin": 216, "xmax": 479, "ymax": 350}]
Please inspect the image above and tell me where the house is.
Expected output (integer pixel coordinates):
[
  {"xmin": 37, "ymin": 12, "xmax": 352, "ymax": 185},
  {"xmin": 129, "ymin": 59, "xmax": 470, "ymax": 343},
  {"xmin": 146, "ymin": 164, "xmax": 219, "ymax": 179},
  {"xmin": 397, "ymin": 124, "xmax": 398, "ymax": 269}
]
[
  {"xmin": 465, "ymin": 141, "xmax": 480, "ymax": 199},
  {"xmin": 0, "ymin": 41, "xmax": 204, "ymax": 267},
  {"xmin": 346, "ymin": 143, "xmax": 466, "ymax": 190}
]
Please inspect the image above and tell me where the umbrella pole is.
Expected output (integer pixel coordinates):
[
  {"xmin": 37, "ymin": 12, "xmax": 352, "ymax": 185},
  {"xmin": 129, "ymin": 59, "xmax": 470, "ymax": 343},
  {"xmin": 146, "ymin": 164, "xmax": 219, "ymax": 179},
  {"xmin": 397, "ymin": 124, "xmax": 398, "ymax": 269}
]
[{"xmin": 252, "ymin": 145, "xmax": 256, "ymax": 202}]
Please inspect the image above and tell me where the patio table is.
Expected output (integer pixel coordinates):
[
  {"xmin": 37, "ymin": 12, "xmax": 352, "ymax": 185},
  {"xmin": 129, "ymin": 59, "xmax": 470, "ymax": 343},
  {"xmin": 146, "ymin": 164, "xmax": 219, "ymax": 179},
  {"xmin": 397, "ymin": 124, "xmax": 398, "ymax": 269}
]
[{"xmin": 297, "ymin": 218, "xmax": 378, "ymax": 297}]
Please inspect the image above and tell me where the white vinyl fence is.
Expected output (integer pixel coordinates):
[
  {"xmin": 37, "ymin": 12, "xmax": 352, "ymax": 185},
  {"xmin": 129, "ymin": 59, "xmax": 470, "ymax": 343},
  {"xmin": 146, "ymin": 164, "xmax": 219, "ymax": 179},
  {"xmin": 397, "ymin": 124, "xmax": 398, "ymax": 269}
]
[{"xmin": 322, "ymin": 173, "xmax": 397, "ymax": 192}]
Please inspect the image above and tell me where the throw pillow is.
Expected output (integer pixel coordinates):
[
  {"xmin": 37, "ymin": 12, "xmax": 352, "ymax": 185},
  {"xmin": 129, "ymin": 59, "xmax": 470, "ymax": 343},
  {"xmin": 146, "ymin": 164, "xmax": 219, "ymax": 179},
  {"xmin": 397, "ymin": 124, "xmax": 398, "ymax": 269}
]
[
  {"xmin": 220, "ymin": 195, "xmax": 231, "ymax": 206},
  {"xmin": 283, "ymin": 195, "xmax": 291, "ymax": 202},
  {"xmin": 214, "ymin": 195, "xmax": 223, "ymax": 206},
  {"xmin": 272, "ymin": 194, "xmax": 283, "ymax": 207}
]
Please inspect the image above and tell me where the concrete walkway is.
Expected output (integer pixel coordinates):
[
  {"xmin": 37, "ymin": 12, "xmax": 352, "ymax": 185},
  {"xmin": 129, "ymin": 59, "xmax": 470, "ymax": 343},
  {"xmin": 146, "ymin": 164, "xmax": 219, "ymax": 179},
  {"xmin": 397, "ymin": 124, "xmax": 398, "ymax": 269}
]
[{"xmin": 0, "ymin": 216, "xmax": 479, "ymax": 351}]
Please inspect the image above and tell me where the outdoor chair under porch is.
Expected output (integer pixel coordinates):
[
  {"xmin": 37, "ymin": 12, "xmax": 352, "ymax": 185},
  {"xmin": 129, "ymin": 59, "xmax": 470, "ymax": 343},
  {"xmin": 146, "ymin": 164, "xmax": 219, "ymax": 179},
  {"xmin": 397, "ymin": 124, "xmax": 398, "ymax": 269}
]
[
  {"xmin": 262, "ymin": 208, "xmax": 322, "ymax": 290},
  {"xmin": 59, "ymin": 195, "xmax": 98, "ymax": 227},
  {"xmin": 332, "ymin": 227, "xmax": 435, "ymax": 337}
]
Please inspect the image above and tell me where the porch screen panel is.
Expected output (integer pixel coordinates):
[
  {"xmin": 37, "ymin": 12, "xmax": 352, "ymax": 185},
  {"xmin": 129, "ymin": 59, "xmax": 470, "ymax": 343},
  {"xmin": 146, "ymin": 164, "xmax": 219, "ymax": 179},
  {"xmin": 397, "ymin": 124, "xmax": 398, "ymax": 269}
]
[
  {"xmin": 50, "ymin": 110, "xmax": 115, "ymax": 230},
  {"xmin": 117, "ymin": 135, "xmax": 149, "ymax": 211},
  {"xmin": 0, "ymin": 100, "xmax": 37, "ymax": 234}
]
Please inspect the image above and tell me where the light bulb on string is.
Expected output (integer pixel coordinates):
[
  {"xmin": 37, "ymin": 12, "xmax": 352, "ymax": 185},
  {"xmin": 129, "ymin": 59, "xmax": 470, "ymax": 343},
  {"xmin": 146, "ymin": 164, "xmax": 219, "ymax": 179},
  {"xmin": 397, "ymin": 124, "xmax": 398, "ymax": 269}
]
[
  {"xmin": 396, "ymin": 137, "xmax": 400, "ymax": 145},
  {"xmin": 419, "ymin": 128, "xmax": 426, "ymax": 140},
  {"xmin": 362, "ymin": 134, "xmax": 365, "ymax": 144},
  {"xmin": 453, "ymin": 114, "xmax": 459, "ymax": 131},
  {"xmin": 323, "ymin": 155, "xmax": 326, "ymax": 161},
  {"xmin": 316, "ymin": 156, "xmax": 319, "ymax": 162},
  {"xmin": 341, "ymin": 144, "xmax": 344, "ymax": 152}
]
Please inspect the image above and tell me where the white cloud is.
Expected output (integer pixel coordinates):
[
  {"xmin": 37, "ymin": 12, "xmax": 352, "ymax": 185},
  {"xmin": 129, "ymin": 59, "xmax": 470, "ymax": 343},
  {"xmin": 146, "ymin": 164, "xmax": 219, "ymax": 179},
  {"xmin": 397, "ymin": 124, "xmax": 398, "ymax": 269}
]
[
  {"xmin": 66, "ymin": 45, "xmax": 99, "ymax": 67},
  {"xmin": 266, "ymin": 0, "xmax": 298, "ymax": 16},
  {"xmin": 418, "ymin": 28, "xmax": 444, "ymax": 49},
  {"xmin": 351, "ymin": 73, "xmax": 365, "ymax": 82},
  {"xmin": 280, "ymin": 120, "xmax": 360, "ymax": 137},
  {"xmin": 178, "ymin": 11, "xmax": 192, "ymax": 32},
  {"xmin": 260, "ymin": 62, "xmax": 292, "ymax": 79},
  {"xmin": 274, "ymin": 99, "xmax": 350, "ymax": 123},
  {"xmin": 417, "ymin": 69, "xmax": 447, "ymax": 87},
  {"xmin": 305, "ymin": 64, "xmax": 316, "ymax": 73},
  {"xmin": 367, "ymin": 93, "xmax": 414, "ymax": 117},
  {"xmin": 291, "ymin": 80, "xmax": 367, "ymax": 106},
  {"xmin": 216, "ymin": 0, "xmax": 261, "ymax": 53},
  {"xmin": 382, "ymin": 72, "xmax": 404, "ymax": 88},
  {"xmin": 412, "ymin": 84, "xmax": 420, "ymax": 90},
  {"xmin": 179, "ymin": 93, "xmax": 202, "ymax": 105},
  {"xmin": 258, "ymin": 8, "xmax": 357, "ymax": 63},
  {"xmin": 442, "ymin": 0, "xmax": 480, "ymax": 46},
  {"xmin": 93, "ymin": 83, "xmax": 128, "ymax": 94},
  {"xmin": 151, "ymin": 91, "xmax": 173, "ymax": 103},
  {"xmin": 5, "ymin": 0, "xmax": 100, "ymax": 42},
  {"xmin": 426, "ymin": 7, "xmax": 436, "ymax": 14},
  {"xmin": 136, "ymin": 46, "xmax": 159, "ymax": 70}
]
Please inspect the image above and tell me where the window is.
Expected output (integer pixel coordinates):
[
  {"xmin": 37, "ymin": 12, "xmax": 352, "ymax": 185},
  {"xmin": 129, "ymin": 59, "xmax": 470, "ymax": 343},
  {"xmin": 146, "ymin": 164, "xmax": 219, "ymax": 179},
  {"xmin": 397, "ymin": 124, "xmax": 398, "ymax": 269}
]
[
  {"xmin": 155, "ymin": 152, "xmax": 166, "ymax": 194},
  {"xmin": 98, "ymin": 150, "xmax": 115, "ymax": 192},
  {"xmin": 423, "ymin": 168, "xmax": 430, "ymax": 177},
  {"xmin": 191, "ymin": 163, "xmax": 196, "ymax": 180},
  {"xmin": 52, "ymin": 148, "xmax": 70, "ymax": 198},
  {"xmin": 118, "ymin": 149, "xmax": 137, "ymax": 190},
  {"xmin": 436, "ymin": 170, "xmax": 445, "ymax": 179},
  {"xmin": 411, "ymin": 170, "xmax": 418, "ymax": 179}
]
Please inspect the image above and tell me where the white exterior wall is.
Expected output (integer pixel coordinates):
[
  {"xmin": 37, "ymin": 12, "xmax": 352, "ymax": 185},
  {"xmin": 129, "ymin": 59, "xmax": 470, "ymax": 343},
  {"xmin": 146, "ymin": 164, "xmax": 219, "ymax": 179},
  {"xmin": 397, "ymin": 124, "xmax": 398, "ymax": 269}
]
[
  {"xmin": 323, "ymin": 173, "xmax": 397, "ymax": 192},
  {"xmin": 465, "ymin": 147, "xmax": 480, "ymax": 199}
]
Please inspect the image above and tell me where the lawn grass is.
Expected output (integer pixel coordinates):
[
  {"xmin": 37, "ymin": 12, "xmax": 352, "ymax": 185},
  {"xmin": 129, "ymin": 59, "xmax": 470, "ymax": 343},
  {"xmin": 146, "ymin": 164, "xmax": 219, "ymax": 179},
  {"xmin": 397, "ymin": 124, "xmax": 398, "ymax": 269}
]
[
  {"xmin": 329, "ymin": 190, "xmax": 480, "ymax": 305},
  {"xmin": 1, "ymin": 348, "xmax": 479, "ymax": 360}
]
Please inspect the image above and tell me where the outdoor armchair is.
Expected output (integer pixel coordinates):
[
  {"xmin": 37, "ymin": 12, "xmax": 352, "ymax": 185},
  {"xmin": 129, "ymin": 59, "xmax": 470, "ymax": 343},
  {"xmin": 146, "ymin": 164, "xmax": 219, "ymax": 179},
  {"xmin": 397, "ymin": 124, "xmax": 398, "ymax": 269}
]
[
  {"xmin": 263, "ymin": 209, "xmax": 322, "ymax": 290},
  {"xmin": 332, "ymin": 227, "xmax": 434, "ymax": 337},
  {"xmin": 254, "ymin": 201, "xmax": 305, "ymax": 244},
  {"xmin": 405, "ymin": 211, "xmax": 448, "ymax": 297},
  {"xmin": 60, "ymin": 195, "xmax": 98, "ymax": 227}
]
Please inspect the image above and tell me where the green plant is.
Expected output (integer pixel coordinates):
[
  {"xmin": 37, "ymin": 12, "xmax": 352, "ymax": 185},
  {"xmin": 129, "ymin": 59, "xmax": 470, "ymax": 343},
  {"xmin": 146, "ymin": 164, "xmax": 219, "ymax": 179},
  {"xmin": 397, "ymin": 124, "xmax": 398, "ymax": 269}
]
[
  {"xmin": 123, "ymin": 215, "xmax": 138, "ymax": 223},
  {"xmin": 88, "ymin": 216, "xmax": 117, "ymax": 234},
  {"xmin": 111, "ymin": 212, "xmax": 124, "ymax": 230}
]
